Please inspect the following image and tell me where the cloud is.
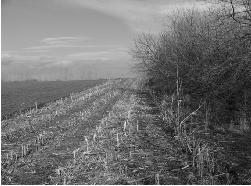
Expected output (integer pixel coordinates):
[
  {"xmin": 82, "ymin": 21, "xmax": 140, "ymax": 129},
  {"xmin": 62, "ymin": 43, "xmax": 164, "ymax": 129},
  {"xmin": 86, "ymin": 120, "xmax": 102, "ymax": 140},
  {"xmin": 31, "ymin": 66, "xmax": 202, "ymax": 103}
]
[
  {"xmin": 67, "ymin": 47, "xmax": 130, "ymax": 61},
  {"xmin": 23, "ymin": 44, "xmax": 121, "ymax": 51},
  {"xmin": 2, "ymin": 52, "xmax": 15, "ymax": 66},
  {"xmin": 65, "ymin": 0, "xmax": 209, "ymax": 32},
  {"xmin": 2, "ymin": 45, "xmax": 130, "ymax": 71},
  {"xmin": 68, "ymin": 51, "xmax": 112, "ymax": 61},
  {"xmin": 1, "ymin": 47, "xmax": 133, "ymax": 81},
  {"xmin": 23, "ymin": 36, "xmax": 91, "ymax": 51},
  {"xmin": 24, "ymin": 45, "xmax": 79, "ymax": 50},
  {"xmin": 1, "ymin": 50, "xmax": 56, "ymax": 67},
  {"xmin": 2, "ymin": 51, "xmax": 17, "ymax": 65},
  {"xmin": 2, "ymin": 51, "xmax": 12, "ymax": 59},
  {"xmin": 41, "ymin": 36, "xmax": 90, "ymax": 45},
  {"xmin": 2, "ymin": 45, "xmax": 132, "ymax": 81}
]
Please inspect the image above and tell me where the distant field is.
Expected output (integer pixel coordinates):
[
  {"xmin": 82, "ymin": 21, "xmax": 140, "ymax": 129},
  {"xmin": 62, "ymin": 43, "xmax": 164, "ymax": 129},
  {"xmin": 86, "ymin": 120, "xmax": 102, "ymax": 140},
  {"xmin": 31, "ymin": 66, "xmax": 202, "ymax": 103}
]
[{"xmin": 1, "ymin": 79, "xmax": 106, "ymax": 119}]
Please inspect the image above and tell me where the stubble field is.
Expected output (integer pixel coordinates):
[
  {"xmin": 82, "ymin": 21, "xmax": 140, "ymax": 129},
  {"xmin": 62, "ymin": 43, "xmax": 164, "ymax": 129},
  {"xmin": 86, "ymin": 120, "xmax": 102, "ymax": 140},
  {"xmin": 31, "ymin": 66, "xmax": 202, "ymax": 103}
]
[
  {"xmin": 1, "ymin": 79, "xmax": 106, "ymax": 119},
  {"xmin": 2, "ymin": 78, "xmax": 251, "ymax": 185},
  {"xmin": 1, "ymin": 78, "xmax": 181, "ymax": 184}
]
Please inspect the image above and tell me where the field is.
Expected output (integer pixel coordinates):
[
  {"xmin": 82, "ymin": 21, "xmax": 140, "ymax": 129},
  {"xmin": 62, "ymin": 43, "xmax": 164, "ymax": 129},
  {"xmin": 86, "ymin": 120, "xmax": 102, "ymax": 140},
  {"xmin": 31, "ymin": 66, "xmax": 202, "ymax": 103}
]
[
  {"xmin": 1, "ymin": 80, "xmax": 106, "ymax": 119},
  {"xmin": 1, "ymin": 78, "xmax": 180, "ymax": 185},
  {"xmin": 1, "ymin": 79, "xmax": 251, "ymax": 185}
]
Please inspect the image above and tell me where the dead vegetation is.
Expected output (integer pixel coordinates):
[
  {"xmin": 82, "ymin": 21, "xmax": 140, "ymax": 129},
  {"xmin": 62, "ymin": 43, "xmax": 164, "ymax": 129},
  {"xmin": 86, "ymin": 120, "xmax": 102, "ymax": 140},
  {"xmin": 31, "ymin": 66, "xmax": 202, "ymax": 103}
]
[
  {"xmin": 2, "ymin": 76, "xmax": 251, "ymax": 185},
  {"xmin": 130, "ymin": 1, "xmax": 251, "ymax": 184},
  {"xmin": 1, "ymin": 3, "xmax": 251, "ymax": 184},
  {"xmin": 1, "ymin": 79, "xmax": 129, "ymax": 184}
]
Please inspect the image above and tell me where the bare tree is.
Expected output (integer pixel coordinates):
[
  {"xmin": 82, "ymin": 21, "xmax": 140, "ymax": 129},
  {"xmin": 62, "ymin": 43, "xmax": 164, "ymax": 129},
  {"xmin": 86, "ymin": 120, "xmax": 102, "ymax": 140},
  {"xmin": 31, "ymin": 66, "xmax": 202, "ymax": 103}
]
[
  {"xmin": 132, "ymin": 8, "xmax": 251, "ymax": 128},
  {"xmin": 212, "ymin": 0, "xmax": 251, "ymax": 39}
]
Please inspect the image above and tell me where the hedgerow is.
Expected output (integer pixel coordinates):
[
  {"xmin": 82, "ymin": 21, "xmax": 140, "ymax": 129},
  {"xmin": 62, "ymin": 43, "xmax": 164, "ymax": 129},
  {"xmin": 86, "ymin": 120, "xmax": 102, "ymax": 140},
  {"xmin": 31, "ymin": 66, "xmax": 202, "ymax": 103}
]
[{"xmin": 132, "ymin": 6, "xmax": 251, "ymax": 130}]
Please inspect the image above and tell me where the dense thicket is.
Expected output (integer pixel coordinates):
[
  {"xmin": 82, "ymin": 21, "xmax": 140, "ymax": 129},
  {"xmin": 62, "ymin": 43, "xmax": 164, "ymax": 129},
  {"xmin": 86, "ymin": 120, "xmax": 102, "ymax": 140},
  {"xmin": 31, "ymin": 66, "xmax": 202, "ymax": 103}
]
[{"xmin": 132, "ymin": 5, "xmax": 251, "ymax": 130}]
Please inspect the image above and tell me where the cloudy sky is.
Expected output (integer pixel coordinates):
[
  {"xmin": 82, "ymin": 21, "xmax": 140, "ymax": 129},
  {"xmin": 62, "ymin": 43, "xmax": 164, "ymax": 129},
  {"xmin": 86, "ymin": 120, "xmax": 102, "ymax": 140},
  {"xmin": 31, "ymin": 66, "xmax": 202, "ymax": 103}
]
[{"xmin": 1, "ymin": 0, "xmax": 208, "ymax": 81}]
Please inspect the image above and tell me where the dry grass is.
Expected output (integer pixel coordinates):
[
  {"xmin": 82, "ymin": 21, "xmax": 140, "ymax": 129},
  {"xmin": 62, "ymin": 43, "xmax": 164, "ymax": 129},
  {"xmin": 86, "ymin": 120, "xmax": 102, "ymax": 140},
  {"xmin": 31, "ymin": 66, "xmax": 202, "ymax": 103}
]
[
  {"xmin": 1, "ymin": 79, "xmax": 128, "ymax": 184},
  {"xmin": 44, "ymin": 79, "xmax": 184, "ymax": 184},
  {"xmin": 2, "ymin": 78, "xmax": 250, "ymax": 184},
  {"xmin": 157, "ymin": 83, "xmax": 251, "ymax": 184}
]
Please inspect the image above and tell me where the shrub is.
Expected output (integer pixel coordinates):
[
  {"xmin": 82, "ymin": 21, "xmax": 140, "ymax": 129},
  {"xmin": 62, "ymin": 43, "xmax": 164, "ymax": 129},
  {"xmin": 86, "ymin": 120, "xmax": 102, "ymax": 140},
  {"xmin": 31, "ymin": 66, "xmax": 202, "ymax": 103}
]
[{"xmin": 132, "ymin": 8, "xmax": 251, "ymax": 130}]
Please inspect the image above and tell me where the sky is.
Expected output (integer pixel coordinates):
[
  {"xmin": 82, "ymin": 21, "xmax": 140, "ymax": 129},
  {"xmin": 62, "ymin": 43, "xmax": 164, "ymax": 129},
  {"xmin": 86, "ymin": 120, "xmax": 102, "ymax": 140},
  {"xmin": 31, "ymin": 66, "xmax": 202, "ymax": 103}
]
[{"xmin": 1, "ymin": 0, "xmax": 208, "ymax": 81}]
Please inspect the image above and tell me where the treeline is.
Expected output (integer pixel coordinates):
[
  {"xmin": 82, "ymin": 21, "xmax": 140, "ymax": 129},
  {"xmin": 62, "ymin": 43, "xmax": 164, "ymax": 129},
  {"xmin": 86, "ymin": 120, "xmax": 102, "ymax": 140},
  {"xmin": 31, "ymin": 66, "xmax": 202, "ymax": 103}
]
[{"xmin": 132, "ymin": 0, "xmax": 251, "ymax": 131}]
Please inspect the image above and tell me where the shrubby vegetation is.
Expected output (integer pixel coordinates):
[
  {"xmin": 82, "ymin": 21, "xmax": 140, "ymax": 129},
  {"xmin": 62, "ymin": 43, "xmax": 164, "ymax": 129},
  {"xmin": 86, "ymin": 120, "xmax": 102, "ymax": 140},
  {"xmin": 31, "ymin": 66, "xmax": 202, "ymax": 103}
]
[
  {"xmin": 132, "ymin": 2, "xmax": 251, "ymax": 183},
  {"xmin": 132, "ymin": 0, "xmax": 251, "ymax": 131}
]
